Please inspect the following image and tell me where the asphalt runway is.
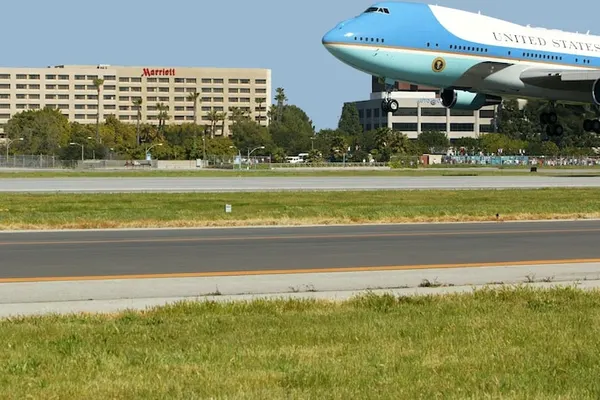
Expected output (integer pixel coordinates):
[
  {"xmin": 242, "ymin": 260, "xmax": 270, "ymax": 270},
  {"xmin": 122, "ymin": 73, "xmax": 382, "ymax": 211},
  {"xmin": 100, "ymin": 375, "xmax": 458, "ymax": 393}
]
[
  {"xmin": 0, "ymin": 175, "xmax": 600, "ymax": 192},
  {"xmin": 2, "ymin": 220, "xmax": 600, "ymax": 281}
]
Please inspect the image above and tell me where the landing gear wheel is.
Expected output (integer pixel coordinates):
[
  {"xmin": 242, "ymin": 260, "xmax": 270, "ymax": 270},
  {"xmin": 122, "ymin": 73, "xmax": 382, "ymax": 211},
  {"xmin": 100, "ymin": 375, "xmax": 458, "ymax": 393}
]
[
  {"xmin": 381, "ymin": 99, "xmax": 398, "ymax": 113},
  {"xmin": 540, "ymin": 112, "xmax": 558, "ymax": 125},
  {"xmin": 593, "ymin": 120, "xmax": 600, "ymax": 134},
  {"xmin": 584, "ymin": 119, "xmax": 593, "ymax": 132},
  {"xmin": 546, "ymin": 124, "xmax": 563, "ymax": 136},
  {"xmin": 554, "ymin": 124, "xmax": 563, "ymax": 135},
  {"xmin": 381, "ymin": 99, "xmax": 390, "ymax": 113}
]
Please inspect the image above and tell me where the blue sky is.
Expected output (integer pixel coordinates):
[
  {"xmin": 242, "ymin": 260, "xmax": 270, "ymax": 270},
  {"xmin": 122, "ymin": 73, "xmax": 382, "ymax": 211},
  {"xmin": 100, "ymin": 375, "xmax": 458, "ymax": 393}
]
[{"xmin": 4, "ymin": 0, "xmax": 597, "ymax": 130}]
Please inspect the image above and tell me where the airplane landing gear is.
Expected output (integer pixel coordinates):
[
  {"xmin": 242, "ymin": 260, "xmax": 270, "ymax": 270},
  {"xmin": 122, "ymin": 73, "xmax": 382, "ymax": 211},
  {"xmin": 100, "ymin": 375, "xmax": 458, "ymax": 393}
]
[
  {"xmin": 583, "ymin": 119, "xmax": 600, "ymax": 134},
  {"xmin": 381, "ymin": 98, "xmax": 398, "ymax": 113},
  {"xmin": 380, "ymin": 78, "xmax": 398, "ymax": 113},
  {"xmin": 540, "ymin": 105, "xmax": 563, "ymax": 137}
]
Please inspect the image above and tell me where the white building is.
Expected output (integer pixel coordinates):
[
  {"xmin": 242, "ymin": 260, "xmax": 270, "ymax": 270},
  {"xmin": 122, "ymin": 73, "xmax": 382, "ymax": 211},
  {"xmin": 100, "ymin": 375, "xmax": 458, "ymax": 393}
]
[{"xmin": 353, "ymin": 90, "xmax": 498, "ymax": 139}]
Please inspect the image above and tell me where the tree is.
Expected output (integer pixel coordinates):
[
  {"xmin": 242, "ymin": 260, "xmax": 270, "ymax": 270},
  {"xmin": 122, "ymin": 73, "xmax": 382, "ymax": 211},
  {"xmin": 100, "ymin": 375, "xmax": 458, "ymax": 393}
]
[
  {"xmin": 255, "ymin": 97, "xmax": 266, "ymax": 125},
  {"xmin": 231, "ymin": 120, "xmax": 273, "ymax": 153},
  {"xmin": 156, "ymin": 103, "xmax": 170, "ymax": 134},
  {"xmin": 372, "ymin": 127, "xmax": 413, "ymax": 161},
  {"xmin": 337, "ymin": 102, "xmax": 363, "ymax": 137},
  {"xmin": 132, "ymin": 98, "xmax": 143, "ymax": 146},
  {"xmin": 274, "ymin": 87, "xmax": 287, "ymax": 123},
  {"xmin": 5, "ymin": 108, "xmax": 71, "ymax": 155},
  {"xmin": 187, "ymin": 91, "xmax": 200, "ymax": 125},
  {"xmin": 206, "ymin": 109, "xmax": 226, "ymax": 138},
  {"xmin": 269, "ymin": 105, "xmax": 314, "ymax": 155},
  {"xmin": 417, "ymin": 131, "xmax": 450, "ymax": 154},
  {"xmin": 93, "ymin": 78, "xmax": 104, "ymax": 144}
]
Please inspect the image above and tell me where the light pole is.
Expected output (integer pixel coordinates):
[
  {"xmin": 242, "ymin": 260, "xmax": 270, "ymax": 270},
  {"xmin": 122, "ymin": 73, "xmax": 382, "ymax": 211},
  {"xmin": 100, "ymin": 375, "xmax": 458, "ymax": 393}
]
[
  {"xmin": 6, "ymin": 137, "xmax": 23, "ymax": 162},
  {"xmin": 247, "ymin": 146, "xmax": 265, "ymax": 170},
  {"xmin": 69, "ymin": 142, "xmax": 84, "ymax": 161},
  {"xmin": 229, "ymin": 145, "xmax": 241, "ymax": 170},
  {"xmin": 145, "ymin": 143, "xmax": 163, "ymax": 160}
]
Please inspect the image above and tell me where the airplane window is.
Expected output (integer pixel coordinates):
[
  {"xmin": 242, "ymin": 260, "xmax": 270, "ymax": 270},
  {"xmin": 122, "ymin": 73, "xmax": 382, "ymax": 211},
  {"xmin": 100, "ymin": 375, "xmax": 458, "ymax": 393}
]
[
  {"xmin": 364, "ymin": 6, "xmax": 390, "ymax": 14},
  {"xmin": 381, "ymin": 38, "xmax": 384, "ymax": 43}
]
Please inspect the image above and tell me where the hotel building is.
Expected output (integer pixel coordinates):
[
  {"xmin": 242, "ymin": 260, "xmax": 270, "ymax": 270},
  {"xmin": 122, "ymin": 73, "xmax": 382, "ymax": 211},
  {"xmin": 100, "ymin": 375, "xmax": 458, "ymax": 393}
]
[
  {"xmin": 0, "ymin": 64, "xmax": 272, "ymax": 138},
  {"xmin": 353, "ymin": 77, "xmax": 498, "ymax": 139}
]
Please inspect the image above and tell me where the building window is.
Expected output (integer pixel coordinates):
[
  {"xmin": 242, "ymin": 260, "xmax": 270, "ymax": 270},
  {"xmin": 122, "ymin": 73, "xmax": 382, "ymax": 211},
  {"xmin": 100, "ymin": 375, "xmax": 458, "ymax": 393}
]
[
  {"xmin": 479, "ymin": 124, "xmax": 493, "ymax": 132},
  {"xmin": 421, "ymin": 108, "xmax": 446, "ymax": 117},
  {"xmin": 422, "ymin": 123, "xmax": 447, "ymax": 131},
  {"xmin": 394, "ymin": 107, "xmax": 418, "ymax": 116},
  {"xmin": 479, "ymin": 109, "xmax": 495, "ymax": 118},
  {"xmin": 450, "ymin": 123, "xmax": 474, "ymax": 132},
  {"xmin": 255, "ymin": 79, "xmax": 267, "ymax": 84},
  {"xmin": 392, "ymin": 123, "xmax": 418, "ymax": 131},
  {"xmin": 450, "ymin": 109, "xmax": 474, "ymax": 117}
]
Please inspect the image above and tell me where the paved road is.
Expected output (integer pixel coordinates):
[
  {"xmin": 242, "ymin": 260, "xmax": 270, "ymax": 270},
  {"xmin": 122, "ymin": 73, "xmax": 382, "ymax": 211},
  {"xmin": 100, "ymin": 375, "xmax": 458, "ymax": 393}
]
[
  {"xmin": 2, "ymin": 220, "xmax": 600, "ymax": 281},
  {"xmin": 0, "ymin": 175, "xmax": 600, "ymax": 192}
]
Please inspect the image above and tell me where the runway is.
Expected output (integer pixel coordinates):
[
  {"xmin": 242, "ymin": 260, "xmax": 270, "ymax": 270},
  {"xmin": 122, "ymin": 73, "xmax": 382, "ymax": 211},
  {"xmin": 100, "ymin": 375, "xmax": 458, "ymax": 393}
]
[
  {"xmin": 2, "ymin": 220, "xmax": 600, "ymax": 281},
  {"xmin": 1, "ymin": 175, "xmax": 600, "ymax": 192}
]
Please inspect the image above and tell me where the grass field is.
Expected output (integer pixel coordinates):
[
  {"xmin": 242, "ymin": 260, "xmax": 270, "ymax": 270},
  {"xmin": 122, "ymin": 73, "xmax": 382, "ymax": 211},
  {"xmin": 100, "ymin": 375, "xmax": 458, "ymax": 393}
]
[
  {"xmin": 1, "ymin": 287, "xmax": 599, "ymax": 398},
  {"xmin": 1, "ymin": 188, "xmax": 600, "ymax": 230},
  {"xmin": 0, "ymin": 167, "xmax": 598, "ymax": 178}
]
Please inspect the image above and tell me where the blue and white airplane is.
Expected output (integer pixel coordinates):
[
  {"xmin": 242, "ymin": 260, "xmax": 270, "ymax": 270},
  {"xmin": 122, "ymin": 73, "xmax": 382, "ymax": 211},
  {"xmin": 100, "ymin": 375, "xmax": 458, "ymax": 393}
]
[{"xmin": 322, "ymin": 1, "xmax": 600, "ymax": 136}]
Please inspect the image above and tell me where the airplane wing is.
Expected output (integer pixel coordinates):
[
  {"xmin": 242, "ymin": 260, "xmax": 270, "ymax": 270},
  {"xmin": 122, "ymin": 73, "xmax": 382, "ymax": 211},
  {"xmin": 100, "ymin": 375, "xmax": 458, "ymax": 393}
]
[{"xmin": 520, "ymin": 68, "xmax": 600, "ymax": 92}]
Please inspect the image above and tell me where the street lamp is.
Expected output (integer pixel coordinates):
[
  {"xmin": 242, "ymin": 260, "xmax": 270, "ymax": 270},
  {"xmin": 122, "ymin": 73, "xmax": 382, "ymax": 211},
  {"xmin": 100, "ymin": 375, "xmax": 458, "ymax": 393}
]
[
  {"xmin": 145, "ymin": 143, "xmax": 163, "ymax": 159},
  {"xmin": 69, "ymin": 142, "xmax": 84, "ymax": 161},
  {"xmin": 6, "ymin": 137, "xmax": 23, "ymax": 161},
  {"xmin": 229, "ymin": 145, "xmax": 242, "ymax": 170},
  {"xmin": 247, "ymin": 146, "xmax": 265, "ymax": 170}
]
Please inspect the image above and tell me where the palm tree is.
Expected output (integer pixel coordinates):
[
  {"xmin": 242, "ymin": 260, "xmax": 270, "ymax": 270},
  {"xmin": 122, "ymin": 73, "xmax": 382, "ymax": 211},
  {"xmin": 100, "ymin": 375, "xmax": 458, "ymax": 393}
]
[
  {"xmin": 206, "ymin": 109, "xmax": 220, "ymax": 139},
  {"xmin": 156, "ymin": 102, "xmax": 170, "ymax": 133},
  {"xmin": 93, "ymin": 78, "xmax": 104, "ymax": 143},
  {"xmin": 274, "ymin": 87, "xmax": 287, "ymax": 123},
  {"xmin": 229, "ymin": 106, "xmax": 250, "ymax": 125},
  {"xmin": 255, "ymin": 97, "xmax": 266, "ymax": 125},
  {"xmin": 132, "ymin": 98, "xmax": 143, "ymax": 146},
  {"xmin": 187, "ymin": 91, "xmax": 200, "ymax": 125}
]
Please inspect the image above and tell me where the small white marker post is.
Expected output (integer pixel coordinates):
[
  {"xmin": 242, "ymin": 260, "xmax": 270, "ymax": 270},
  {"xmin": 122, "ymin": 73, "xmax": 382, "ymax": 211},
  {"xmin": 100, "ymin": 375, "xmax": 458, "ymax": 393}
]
[{"xmin": 225, "ymin": 204, "xmax": 232, "ymax": 213}]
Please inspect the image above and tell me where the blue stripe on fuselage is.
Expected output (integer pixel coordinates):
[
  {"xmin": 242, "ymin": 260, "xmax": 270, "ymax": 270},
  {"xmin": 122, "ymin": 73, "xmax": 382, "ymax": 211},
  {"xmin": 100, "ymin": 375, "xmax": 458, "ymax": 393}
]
[{"xmin": 322, "ymin": 2, "xmax": 600, "ymax": 87}]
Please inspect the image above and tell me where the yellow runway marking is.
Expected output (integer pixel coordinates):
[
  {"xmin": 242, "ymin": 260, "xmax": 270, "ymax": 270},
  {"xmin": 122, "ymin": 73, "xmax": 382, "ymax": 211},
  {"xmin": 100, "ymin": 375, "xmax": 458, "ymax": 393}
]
[{"xmin": 1, "ymin": 258, "xmax": 600, "ymax": 284}]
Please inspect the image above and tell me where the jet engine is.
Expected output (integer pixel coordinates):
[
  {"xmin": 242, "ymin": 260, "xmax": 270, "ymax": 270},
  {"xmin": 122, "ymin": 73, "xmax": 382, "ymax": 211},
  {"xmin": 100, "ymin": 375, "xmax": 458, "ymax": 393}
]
[
  {"xmin": 593, "ymin": 78, "xmax": 600, "ymax": 106},
  {"xmin": 441, "ymin": 89, "xmax": 502, "ymax": 110}
]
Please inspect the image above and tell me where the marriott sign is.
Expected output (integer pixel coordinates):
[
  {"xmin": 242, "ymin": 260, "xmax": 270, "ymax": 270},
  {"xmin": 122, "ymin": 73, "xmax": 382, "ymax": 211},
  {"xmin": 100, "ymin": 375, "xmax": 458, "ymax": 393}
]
[{"xmin": 142, "ymin": 68, "xmax": 176, "ymax": 77}]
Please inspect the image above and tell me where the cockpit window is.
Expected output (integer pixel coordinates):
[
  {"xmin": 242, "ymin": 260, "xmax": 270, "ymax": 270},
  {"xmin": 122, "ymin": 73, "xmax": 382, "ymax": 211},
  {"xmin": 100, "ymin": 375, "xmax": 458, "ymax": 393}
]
[{"xmin": 364, "ymin": 7, "xmax": 390, "ymax": 14}]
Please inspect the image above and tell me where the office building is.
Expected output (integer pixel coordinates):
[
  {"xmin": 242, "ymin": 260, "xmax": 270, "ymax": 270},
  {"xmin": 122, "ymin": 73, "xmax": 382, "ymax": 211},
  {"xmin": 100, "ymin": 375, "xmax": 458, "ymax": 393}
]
[
  {"xmin": 353, "ymin": 78, "xmax": 497, "ymax": 139},
  {"xmin": 0, "ymin": 64, "xmax": 272, "ymax": 137}
]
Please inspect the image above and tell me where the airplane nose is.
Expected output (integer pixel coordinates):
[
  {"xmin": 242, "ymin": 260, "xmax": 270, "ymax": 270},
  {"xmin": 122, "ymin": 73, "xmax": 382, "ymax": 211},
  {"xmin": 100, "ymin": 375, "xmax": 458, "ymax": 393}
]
[
  {"xmin": 322, "ymin": 19, "xmax": 353, "ymax": 46},
  {"xmin": 322, "ymin": 28, "xmax": 337, "ymax": 46}
]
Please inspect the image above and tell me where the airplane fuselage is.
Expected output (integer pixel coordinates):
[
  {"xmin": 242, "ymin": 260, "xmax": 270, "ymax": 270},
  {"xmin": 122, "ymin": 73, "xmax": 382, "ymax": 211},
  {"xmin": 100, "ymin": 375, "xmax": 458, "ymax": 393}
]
[{"xmin": 322, "ymin": 2, "xmax": 600, "ymax": 107}]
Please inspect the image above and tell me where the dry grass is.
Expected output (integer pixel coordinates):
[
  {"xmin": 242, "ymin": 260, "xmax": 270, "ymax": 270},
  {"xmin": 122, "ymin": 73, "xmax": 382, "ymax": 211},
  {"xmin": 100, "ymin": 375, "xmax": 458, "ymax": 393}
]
[
  {"xmin": 1, "ymin": 188, "xmax": 600, "ymax": 230},
  {"xmin": 1, "ymin": 287, "xmax": 600, "ymax": 398}
]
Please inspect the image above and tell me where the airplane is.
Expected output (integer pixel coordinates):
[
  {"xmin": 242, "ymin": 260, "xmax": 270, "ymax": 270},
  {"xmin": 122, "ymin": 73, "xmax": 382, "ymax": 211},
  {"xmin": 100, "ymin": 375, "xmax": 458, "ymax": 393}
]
[{"xmin": 322, "ymin": 1, "xmax": 600, "ymax": 137}]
